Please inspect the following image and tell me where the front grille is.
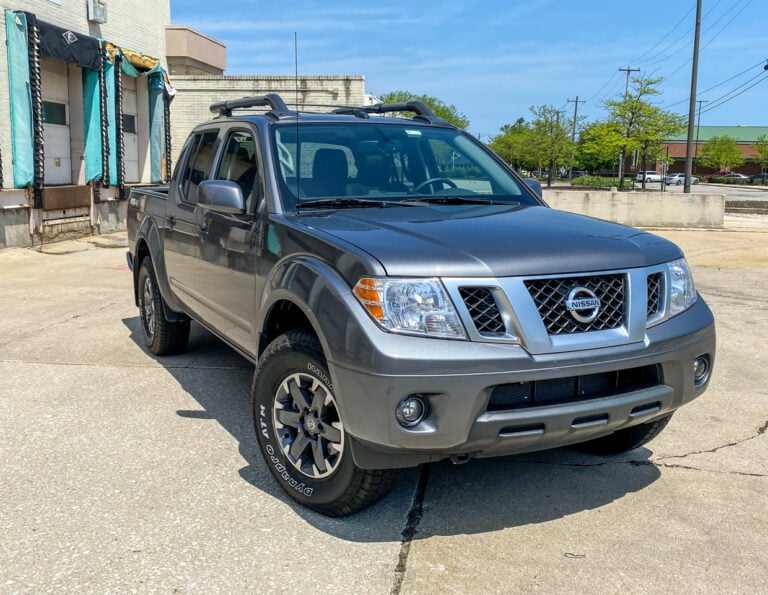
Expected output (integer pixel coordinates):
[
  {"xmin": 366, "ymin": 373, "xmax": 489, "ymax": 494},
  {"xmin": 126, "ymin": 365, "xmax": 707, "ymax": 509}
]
[
  {"xmin": 459, "ymin": 287, "xmax": 505, "ymax": 334},
  {"xmin": 487, "ymin": 364, "xmax": 662, "ymax": 411},
  {"xmin": 647, "ymin": 272, "xmax": 663, "ymax": 317},
  {"xmin": 525, "ymin": 274, "xmax": 625, "ymax": 335}
]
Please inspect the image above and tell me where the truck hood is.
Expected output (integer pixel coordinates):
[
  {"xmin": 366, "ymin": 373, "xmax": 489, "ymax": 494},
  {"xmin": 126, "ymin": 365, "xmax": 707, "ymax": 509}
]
[{"xmin": 297, "ymin": 205, "xmax": 683, "ymax": 277}]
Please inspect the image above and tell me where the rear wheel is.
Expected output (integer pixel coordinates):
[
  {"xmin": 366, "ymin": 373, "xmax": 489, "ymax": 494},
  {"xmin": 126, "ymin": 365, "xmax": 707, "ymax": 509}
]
[
  {"xmin": 252, "ymin": 330, "xmax": 399, "ymax": 516},
  {"xmin": 572, "ymin": 413, "xmax": 674, "ymax": 455},
  {"xmin": 137, "ymin": 259, "xmax": 190, "ymax": 355}
]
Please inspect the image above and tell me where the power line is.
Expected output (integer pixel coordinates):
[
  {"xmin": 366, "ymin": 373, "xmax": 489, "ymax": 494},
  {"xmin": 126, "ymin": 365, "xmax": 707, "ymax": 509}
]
[
  {"xmin": 629, "ymin": 5, "xmax": 694, "ymax": 64},
  {"xmin": 661, "ymin": 60, "xmax": 767, "ymax": 109},
  {"xmin": 585, "ymin": 70, "xmax": 620, "ymax": 103},
  {"xmin": 699, "ymin": 72, "xmax": 768, "ymax": 114},
  {"xmin": 659, "ymin": 0, "xmax": 753, "ymax": 81}
]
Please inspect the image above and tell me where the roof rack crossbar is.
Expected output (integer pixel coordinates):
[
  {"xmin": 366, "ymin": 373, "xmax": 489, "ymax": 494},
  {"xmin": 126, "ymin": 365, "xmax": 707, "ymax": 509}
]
[
  {"xmin": 210, "ymin": 94, "xmax": 291, "ymax": 117},
  {"xmin": 334, "ymin": 101, "xmax": 437, "ymax": 118}
]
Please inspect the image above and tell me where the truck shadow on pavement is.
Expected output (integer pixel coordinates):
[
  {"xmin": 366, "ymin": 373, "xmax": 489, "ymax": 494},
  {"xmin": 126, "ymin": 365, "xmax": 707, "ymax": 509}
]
[{"xmin": 124, "ymin": 317, "xmax": 662, "ymax": 541}]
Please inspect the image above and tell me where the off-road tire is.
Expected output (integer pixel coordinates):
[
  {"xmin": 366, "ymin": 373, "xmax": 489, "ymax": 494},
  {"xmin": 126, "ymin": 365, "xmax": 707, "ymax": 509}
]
[
  {"xmin": 137, "ymin": 259, "xmax": 190, "ymax": 356},
  {"xmin": 572, "ymin": 413, "xmax": 674, "ymax": 455},
  {"xmin": 252, "ymin": 330, "xmax": 400, "ymax": 516}
]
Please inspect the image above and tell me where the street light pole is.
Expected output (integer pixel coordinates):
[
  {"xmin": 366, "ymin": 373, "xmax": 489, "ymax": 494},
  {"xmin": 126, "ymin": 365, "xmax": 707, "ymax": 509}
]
[{"xmin": 684, "ymin": 0, "xmax": 703, "ymax": 194}]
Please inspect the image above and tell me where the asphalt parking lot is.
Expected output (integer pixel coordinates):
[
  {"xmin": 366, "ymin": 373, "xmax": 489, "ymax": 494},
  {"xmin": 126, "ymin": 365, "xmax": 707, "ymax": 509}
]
[{"xmin": 1, "ymin": 220, "xmax": 767, "ymax": 593}]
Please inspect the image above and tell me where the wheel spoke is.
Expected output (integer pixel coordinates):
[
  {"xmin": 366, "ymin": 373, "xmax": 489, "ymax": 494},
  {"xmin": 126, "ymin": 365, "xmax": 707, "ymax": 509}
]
[
  {"xmin": 275, "ymin": 408, "xmax": 301, "ymax": 429},
  {"xmin": 288, "ymin": 378, "xmax": 310, "ymax": 408},
  {"xmin": 311, "ymin": 439, "xmax": 328, "ymax": 474},
  {"xmin": 310, "ymin": 383, "xmax": 327, "ymax": 412},
  {"xmin": 319, "ymin": 422, "xmax": 342, "ymax": 444},
  {"xmin": 289, "ymin": 432, "xmax": 310, "ymax": 461}
]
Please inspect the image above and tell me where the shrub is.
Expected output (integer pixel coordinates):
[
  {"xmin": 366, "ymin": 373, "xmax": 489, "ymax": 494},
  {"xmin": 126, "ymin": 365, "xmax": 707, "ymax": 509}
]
[
  {"xmin": 571, "ymin": 175, "xmax": 633, "ymax": 189},
  {"xmin": 707, "ymin": 176, "xmax": 748, "ymax": 185}
]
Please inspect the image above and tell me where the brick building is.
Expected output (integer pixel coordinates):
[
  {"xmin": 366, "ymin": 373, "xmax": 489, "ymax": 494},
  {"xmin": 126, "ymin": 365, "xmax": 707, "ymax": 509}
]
[
  {"xmin": 0, "ymin": 0, "xmax": 171, "ymax": 247},
  {"xmin": 0, "ymin": 3, "xmax": 371, "ymax": 248},
  {"xmin": 663, "ymin": 126, "xmax": 768, "ymax": 176}
]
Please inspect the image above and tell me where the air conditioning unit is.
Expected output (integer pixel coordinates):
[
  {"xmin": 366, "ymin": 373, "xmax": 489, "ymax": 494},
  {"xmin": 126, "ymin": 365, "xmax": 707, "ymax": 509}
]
[{"xmin": 87, "ymin": 0, "xmax": 107, "ymax": 24}]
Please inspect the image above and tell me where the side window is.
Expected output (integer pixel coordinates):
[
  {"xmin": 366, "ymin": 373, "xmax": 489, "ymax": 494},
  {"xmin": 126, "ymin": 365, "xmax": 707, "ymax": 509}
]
[
  {"xmin": 180, "ymin": 130, "xmax": 218, "ymax": 204},
  {"xmin": 215, "ymin": 130, "xmax": 259, "ymax": 213},
  {"xmin": 426, "ymin": 138, "xmax": 493, "ymax": 194}
]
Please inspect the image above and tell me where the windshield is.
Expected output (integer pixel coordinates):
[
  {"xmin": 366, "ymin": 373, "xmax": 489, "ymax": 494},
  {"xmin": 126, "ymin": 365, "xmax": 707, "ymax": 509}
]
[{"xmin": 271, "ymin": 121, "xmax": 538, "ymax": 210}]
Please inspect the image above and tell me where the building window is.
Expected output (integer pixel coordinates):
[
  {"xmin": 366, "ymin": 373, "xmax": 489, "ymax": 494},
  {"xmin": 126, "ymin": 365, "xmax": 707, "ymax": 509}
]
[
  {"xmin": 42, "ymin": 101, "xmax": 67, "ymax": 126},
  {"xmin": 122, "ymin": 114, "xmax": 137, "ymax": 134}
]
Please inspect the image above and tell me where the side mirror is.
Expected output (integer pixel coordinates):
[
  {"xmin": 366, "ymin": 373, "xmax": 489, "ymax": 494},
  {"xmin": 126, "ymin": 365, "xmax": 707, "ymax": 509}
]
[
  {"xmin": 523, "ymin": 178, "xmax": 542, "ymax": 198},
  {"xmin": 198, "ymin": 180, "xmax": 246, "ymax": 215}
]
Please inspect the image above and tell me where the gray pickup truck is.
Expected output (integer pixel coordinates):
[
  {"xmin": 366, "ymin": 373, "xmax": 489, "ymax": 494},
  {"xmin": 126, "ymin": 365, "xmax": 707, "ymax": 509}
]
[{"xmin": 126, "ymin": 94, "xmax": 715, "ymax": 516}]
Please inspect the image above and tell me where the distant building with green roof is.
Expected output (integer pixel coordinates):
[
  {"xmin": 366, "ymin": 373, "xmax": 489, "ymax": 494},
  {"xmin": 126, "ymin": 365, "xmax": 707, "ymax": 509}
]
[{"xmin": 663, "ymin": 126, "xmax": 768, "ymax": 175}]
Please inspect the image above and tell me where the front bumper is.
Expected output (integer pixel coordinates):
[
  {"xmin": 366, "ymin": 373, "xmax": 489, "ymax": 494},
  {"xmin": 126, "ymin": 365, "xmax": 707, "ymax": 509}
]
[{"xmin": 326, "ymin": 299, "xmax": 715, "ymax": 469}]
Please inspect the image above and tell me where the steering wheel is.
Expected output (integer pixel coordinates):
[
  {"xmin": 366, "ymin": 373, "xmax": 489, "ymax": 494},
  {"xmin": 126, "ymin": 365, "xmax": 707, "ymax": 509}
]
[{"xmin": 413, "ymin": 177, "xmax": 458, "ymax": 193}]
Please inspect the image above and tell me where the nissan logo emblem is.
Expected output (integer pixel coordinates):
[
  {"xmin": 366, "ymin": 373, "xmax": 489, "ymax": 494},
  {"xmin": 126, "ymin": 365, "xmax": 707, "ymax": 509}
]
[{"xmin": 565, "ymin": 286, "xmax": 601, "ymax": 323}]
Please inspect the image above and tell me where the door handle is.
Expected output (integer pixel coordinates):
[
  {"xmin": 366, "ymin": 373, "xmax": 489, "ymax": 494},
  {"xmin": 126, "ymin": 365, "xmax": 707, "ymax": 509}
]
[
  {"xmin": 167, "ymin": 215, "xmax": 177, "ymax": 228},
  {"xmin": 198, "ymin": 226, "xmax": 209, "ymax": 239}
]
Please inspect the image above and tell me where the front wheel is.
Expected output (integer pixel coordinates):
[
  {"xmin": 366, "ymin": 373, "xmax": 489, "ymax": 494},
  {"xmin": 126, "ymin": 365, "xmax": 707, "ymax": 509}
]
[
  {"xmin": 571, "ymin": 413, "xmax": 674, "ymax": 455},
  {"xmin": 252, "ymin": 330, "xmax": 399, "ymax": 516}
]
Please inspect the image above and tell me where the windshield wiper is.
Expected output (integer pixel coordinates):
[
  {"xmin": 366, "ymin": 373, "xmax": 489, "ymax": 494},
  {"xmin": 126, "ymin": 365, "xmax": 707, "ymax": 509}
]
[
  {"xmin": 298, "ymin": 197, "xmax": 390, "ymax": 209},
  {"xmin": 400, "ymin": 196, "xmax": 495, "ymax": 206}
]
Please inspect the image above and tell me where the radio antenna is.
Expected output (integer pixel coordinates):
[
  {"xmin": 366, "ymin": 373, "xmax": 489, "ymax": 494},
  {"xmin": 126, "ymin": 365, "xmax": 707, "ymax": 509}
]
[{"xmin": 294, "ymin": 32, "xmax": 301, "ymax": 210}]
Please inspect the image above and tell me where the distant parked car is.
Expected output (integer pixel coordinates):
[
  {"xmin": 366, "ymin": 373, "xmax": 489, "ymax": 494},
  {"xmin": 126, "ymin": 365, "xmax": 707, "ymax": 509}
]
[
  {"xmin": 635, "ymin": 171, "xmax": 662, "ymax": 183},
  {"xmin": 749, "ymin": 173, "xmax": 768, "ymax": 184},
  {"xmin": 723, "ymin": 172, "xmax": 748, "ymax": 179},
  {"xmin": 569, "ymin": 170, "xmax": 588, "ymax": 179},
  {"xmin": 665, "ymin": 173, "xmax": 698, "ymax": 185}
]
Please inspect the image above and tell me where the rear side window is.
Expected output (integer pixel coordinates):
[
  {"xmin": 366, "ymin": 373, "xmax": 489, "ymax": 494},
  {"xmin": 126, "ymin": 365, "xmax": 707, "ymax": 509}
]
[{"xmin": 180, "ymin": 130, "xmax": 218, "ymax": 204}]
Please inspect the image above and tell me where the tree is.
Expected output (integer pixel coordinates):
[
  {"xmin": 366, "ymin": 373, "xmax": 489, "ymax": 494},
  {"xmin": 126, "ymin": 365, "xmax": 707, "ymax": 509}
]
[
  {"xmin": 633, "ymin": 109, "xmax": 685, "ymax": 187},
  {"xmin": 752, "ymin": 134, "xmax": 768, "ymax": 183},
  {"xmin": 699, "ymin": 135, "xmax": 744, "ymax": 173},
  {"xmin": 577, "ymin": 121, "xmax": 624, "ymax": 173},
  {"xmin": 489, "ymin": 118, "xmax": 536, "ymax": 172},
  {"xmin": 377, "ymin": 91, "xmax": 470, "ymax": 129},
  {"xmin": 528, "ymin": 104, "xmax": 574, "ymax": 187},
  {"xmin": 604, "ymin": 76, "xmax": 681, "ymax": 189}
]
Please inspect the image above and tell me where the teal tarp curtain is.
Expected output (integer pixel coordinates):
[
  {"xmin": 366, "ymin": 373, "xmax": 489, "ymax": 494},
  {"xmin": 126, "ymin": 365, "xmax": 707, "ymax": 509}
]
[
  {"xmin": 82, "ymin": 68, "xmax": 102, "ymax": 183},
  {"xmin": 105, "ymin": 58, "xmax": 118, "ymax": 185},
  {"xmin": 5, "ymin": 11, "xmax": 34, "ymax": 188},
  {"xmin": 148, "ymin": 73, "xmax": 166, "ymax": 184}
]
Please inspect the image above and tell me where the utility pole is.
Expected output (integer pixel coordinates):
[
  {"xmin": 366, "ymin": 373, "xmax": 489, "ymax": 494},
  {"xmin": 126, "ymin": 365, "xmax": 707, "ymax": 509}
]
[
  {"xmin": 567, "ymin": 96, "xmax": 582, "ymax": 179},
  {"xmin": 694, "ymin": 99, "xmax": 709, "ymax": 173},
  {"xmin": 619, "ymin": 66, "xmax": 640, "ymax": 97},
  {"xmin": 684, "ymin": 0, "xmax": 703, "ymax": 194},
  {"xmin": 617, "ymin": 67, "xmax": 639, "ymax": 187}
]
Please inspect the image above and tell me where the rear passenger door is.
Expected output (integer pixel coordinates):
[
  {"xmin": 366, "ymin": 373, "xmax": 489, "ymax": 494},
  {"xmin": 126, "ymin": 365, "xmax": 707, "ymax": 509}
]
[{"xmin": 164, "ymin": 128, "xmax": 219, "ymax": 318}]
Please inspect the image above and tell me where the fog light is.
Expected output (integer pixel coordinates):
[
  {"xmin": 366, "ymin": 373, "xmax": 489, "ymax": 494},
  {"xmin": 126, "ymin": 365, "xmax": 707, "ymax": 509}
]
[
  {"xmin": 693, "ymin": 355, "xmax": 711, "ymax": 386},
  {"xmin": 396, "ymin": 395, "xmax": 428, "ymax": 427}
]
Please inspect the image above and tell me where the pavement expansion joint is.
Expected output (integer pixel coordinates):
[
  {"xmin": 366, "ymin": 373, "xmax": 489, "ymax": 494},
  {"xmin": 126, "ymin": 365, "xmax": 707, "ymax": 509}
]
[{"xmin": 390, "ymin": 464, "xmax": 430, "ymax": 595}]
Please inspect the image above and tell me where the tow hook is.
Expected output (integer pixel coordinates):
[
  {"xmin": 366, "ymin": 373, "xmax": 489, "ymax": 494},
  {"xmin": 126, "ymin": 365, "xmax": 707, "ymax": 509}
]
[{"xmin": 450, "ymin": 453, "xmax": 472, "ymax": 465}]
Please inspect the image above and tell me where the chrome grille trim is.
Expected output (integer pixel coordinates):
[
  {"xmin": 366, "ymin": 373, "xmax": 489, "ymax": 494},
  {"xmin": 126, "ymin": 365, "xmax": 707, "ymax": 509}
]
[{"xmin": 524, "ymin": 274, "xmax": 626, "ymax": 335}]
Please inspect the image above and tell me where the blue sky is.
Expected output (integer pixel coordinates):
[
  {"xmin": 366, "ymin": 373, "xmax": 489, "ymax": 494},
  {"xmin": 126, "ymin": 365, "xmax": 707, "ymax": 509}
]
[{"xmin": 171, "ymin": 0, "xmax": 767, "ymax": 139}]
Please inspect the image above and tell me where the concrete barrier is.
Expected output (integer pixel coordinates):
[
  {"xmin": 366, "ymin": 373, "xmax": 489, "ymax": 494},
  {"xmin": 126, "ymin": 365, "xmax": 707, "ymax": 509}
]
[{"xmin": 542, "ymin": 190, "xmax": 725, "ymax": 228}]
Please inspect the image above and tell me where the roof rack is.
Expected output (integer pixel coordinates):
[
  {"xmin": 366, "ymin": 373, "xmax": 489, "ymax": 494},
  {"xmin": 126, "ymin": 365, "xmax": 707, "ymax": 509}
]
[
  {"xmin": 210, "ymin": 94, "xmax": 293, "ymax": 118},
  {"xmin": 332, "ymin": 101, "xmax": 448, "ymax": 125}
]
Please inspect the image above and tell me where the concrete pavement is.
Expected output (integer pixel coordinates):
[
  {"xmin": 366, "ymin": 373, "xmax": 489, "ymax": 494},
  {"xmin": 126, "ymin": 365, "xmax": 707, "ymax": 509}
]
[{"xmin": 1, "ymin": 224, "xmax": 766, "ymax": 593}]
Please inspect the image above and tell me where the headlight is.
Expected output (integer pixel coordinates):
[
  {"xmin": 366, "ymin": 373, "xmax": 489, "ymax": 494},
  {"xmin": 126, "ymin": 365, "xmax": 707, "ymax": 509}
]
[
  {"xmin": 353, "ymin": 277, "xmax": 466, "ymax": 339},
  {"xmin": 668, "ymin": 258, "xmax": 697, "ymax": 317}
]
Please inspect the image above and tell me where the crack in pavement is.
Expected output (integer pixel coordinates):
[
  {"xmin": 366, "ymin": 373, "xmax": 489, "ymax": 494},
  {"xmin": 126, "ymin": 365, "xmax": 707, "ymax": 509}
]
[
  {"xmin": 391, "ymin": 464, "xmax": 430, "ymax": 595},
  {"xmin": 0, "ymin": 299, "xmax": 126, "ymax": 348},
  {"xmin": 656, "ymin": 419, "xmax": 768, "ymax": 462}
]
